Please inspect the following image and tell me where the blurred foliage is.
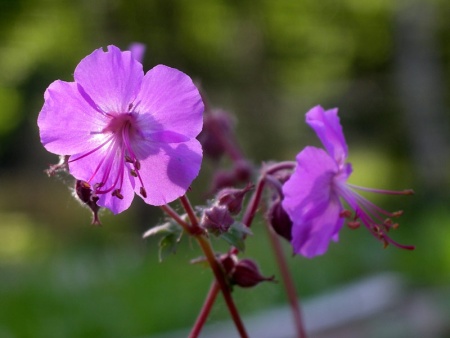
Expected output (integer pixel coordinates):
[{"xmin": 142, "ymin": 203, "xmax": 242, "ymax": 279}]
[{"xmin": 0, "ymin": 0, "xmax": 449, "ymax": 337}]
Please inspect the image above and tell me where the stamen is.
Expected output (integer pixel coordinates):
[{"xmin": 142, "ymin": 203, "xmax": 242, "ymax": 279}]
[
  {"xmin": 112, "ymin": 189, "xmax": 124, "ymax": 199},
  {"xmin": 140, "ymin": 187, "xmax": 147, "ymax": 198},
  {"xmin": 134, "ymin": 159, "xmax": 141, "ymax": 170},
  {"xmin": 340, "ymin": 210, "xmax": 352, "ymax": 218},
  {"xmin": 69, "ymin": 135, "xmax": 114, "ymax": 163},
  {"xmin": 347, "ymin": 221, "xmax": 360, "ymax": 229},
  {"xmin": 392, "ymin": 210, "xmax": 403, "ymax": 217},
  {"xmin": 347, "ymin": 184, "xmax": 415, "ymax": 196},
  {"xmin": 94, "ymin": 142, "xmax": 125, "ymax": 195}
]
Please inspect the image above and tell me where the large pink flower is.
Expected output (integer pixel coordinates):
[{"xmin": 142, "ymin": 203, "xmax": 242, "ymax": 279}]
[
  {"xmin": 38, "ymin": 45, "xmax": 203, "ymax": 214},
  {"xmin": 282, "ymin": 106, "xmax": 414, "ymax": 258}
]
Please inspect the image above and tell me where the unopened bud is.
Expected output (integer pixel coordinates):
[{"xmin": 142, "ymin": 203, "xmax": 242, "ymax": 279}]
[
  {"xmin": 217, "ymin": 183, "xmax": 253, "ymax": 215},
  {"xmin": 75, "ymin": 180, "xmax": 101, "ymax": 225},
  {"xmin": 209, "ymin": 170, "xmax": 238, "ymax": 193},
  {"xmin": 198, "ymin": 110, "xmax": 235, "ymax": 161},
  {"xmin": 231, "ymin": 259, "xmax": 274, "ymax": 288},
  {"xmin": 200, "ymin": 205, "xmax": 234, "ymax": 235},
  {"xmin": 233, "ymin": 160, "xmax": 252, "ymax": 182},
  {"xmin": 219, "ymin": 254, "xmax": 238, "ymax": 275},
  {"xmin": 267, "ymin": 199, "xmax": 292, "ymax": 241}
]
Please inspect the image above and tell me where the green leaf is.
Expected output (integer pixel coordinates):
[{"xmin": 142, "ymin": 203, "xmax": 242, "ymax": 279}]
[
  {"xmin": 142, "ymin": 221, "xmax": 181, "ymax": 238},
  {"xmin": 159, "ymin": 234, "xmax": 180, "ymax": 262},
  {"xmin": 143, "ymin": 221, "xmax": 183, "ymax": 262},
  {"xmin": 220, "ymin": 222, "xmax": 252, "ymax": 252}
]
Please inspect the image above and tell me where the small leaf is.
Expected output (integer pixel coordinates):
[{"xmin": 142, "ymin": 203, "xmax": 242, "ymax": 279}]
[
  {"xmin": 143, "ymin": 220, "xmax": 183, "ymax": 262},
  {"xmin": 159, "ymin": 234, "xmax": 180, "ymax": 262},
  {"xmin": 220, "ymin": 222, "xmax": 252, "ymax": 252},
  {"xmin": 143, "ymin": 221, "xmax": 181, "ymax": 238}
]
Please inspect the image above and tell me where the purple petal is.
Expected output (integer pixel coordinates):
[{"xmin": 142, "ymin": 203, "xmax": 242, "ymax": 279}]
[
  {"xmin": 282, "ymin": 146, "xmax": 344, "ymax": 258},
  {"xmin": 134, "ymin": 113, "xmax": 190, "ymax": 143},
  {"xmin": 74, "ymin": 45, "xmax": 144, "ymax": 113},
  {"xmin": 38, "ymin": 80, "xmax": 109, "ymax": 155},
  {"xmin": 306, "ymin": 105, "xmax": 348, "ymax": 166},
  {"xmin": 291, "ymin": 194, "xmax": 343, "ymax": 258},
  {"xmin": 135, "ymin": 139, "xmax": 202, "ymax": 205},
  {"xmin": 134, "ymin": 65, "xmax": 204, "ymax": 139},
  {"xmin": 68, "ymin": 142, "xmax": 135, "ymax": 214}
]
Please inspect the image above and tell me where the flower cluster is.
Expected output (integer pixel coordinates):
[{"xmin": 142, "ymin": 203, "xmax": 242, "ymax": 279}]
[{"xmin": 38, "ymin": 46, "xmax": 413, "ymax": 259}]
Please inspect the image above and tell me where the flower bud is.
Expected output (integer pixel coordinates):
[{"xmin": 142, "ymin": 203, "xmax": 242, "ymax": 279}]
[
  {"xmin": 75, "ymin": 180, "xmax": 101, "ymax": 225},
  {"xmin": 231, "ymin": 259, "xmax": 274, "ymax": 288},
  {"xmin": 217, "ymin": 183, "xmax": 253, "ymax": 215},
  {"xmin": 219, "ymin": 254, "xmax": 238, "ymax": 275},
  {"xmin": 200, "ymin": 205, "xmax": 234, "ymax": 235},
  {"xmin": 233, "ymin": 160, "xmax": 253, "ymax": 182},
  {"xmin": 198, "ymin": 110, "xmax": 235, "ymax": 161},
  {"xmin": 267, "ymin": 199, "xmax": 292, "ymax": 241}
]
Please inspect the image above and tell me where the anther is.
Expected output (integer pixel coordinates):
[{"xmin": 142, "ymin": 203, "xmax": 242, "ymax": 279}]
[
  {"xmin": 94, "ymin": 182, "xmax": 104, "ymax": 189},
  {"xmin": 130, "ymin": 169, "xmax": 138, "ymax": 177},
  {"xmin": 347, "ymin": 221, "xmax": 360, "ymax": 229},
  {"xmin": 383, "ymin": 219, "xmax": 393, "ymax": 231},
  {"xmin": 134, "ymin": 159, "xmax": 141, "ymax": 170},
  {"xmin": 340, "ymin": 210, "xmax": 352, "ymax": 218},
  {"xmin": 112, "ymin": 189, "xmax": 124, "ymax": 199},
  {"xmin": 128, "ymin": 103, "xmax": 133, "ymax": 111},
  {"xmin": 140, "ymin": 187, "xmax": 147, "ymax": 198},
  {"xmin": 392, "ymin": 210, "xmax": 403, "ymax": 218},
  {"xmin": 125, "ymin": 155, "xmax": 134, "ymax": 163}
]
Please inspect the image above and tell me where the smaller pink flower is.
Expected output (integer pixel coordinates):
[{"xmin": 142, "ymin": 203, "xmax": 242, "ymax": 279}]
[{"xmin": 282, "ymin": 105, "xmax": 414, "ymax": 258}]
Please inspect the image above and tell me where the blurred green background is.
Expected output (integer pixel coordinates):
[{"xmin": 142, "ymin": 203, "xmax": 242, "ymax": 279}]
[{"xmin": 0, "ymin": 0, "xmax": 449, "ymax": 337}]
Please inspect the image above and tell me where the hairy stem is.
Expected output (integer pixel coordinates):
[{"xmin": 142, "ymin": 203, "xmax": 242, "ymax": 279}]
[
  {"xmin": 189, "ymin": 281, "xmax": 220, "ymax": 338},
  {"xmin": 195, "ymin": 236, "xmax": 248, "ymax": 338},
  {"xmin": 178, "ymin": 195, "xmax": 249, "ymax": 338},
  {"xmin": 265, "ymin": 220, "xmax": 308, "ymax": 338}
]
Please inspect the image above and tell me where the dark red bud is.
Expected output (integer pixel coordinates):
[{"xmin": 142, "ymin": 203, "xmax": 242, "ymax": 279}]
[
  {"xmin": 75, "ymin": 180, "xmax": 101, "ymax": 225},
  {"xmin": 200, "ymin": 205, "xmax": 234, "ymax": 235},
  {"xmin": 198, "ymin": 110, "xmax": 235, "ymax": 161},
  {"xmin": 267, "ymin": 199, "xmax": 292, "ymax": 241},
  {"xmin": 217, "ymin": 183, "xmax": 253, "ymax": 215},
  {"xmin": 233, "ymin": 160, "xmax": 253, "ymax": 182},
  {"xmin": 209, "ymin": 170, "xmax": 238, "ymax": 193},
  {"xmin": 219, "ymin": 254, "xmax": 238, "ymax": 275},
  {"xmin": 231, "ymin": 259, "xmax": 275, "ymax": 288}
]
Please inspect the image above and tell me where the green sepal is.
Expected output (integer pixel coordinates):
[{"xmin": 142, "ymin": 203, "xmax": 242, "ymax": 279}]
[
  {"xmin": 143, "ymin": 221, "xmax": 183, "ymax": 262},
  {"xmin": 220, "ymin": 222, "xmax": 252, "ymax": 252}
]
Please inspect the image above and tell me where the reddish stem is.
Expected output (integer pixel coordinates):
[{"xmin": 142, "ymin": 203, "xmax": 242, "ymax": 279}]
[
  {"xmin": 195, "ymin": 236, "xmax": 249, "ymax": 338},
  {"xmin": 160, "ymin": 204, "xmax": 192, "ymax": 233},
  {"xmin": 179, "ymin": 195, "xmax": 249, "ymax": 338},
  {"xmin": 265, "ymin": 218, "xmax": 308, "ymax": 338},
  {"xmin": 189, "ymin": 281, "xmax": 220, "ymax": 338}
]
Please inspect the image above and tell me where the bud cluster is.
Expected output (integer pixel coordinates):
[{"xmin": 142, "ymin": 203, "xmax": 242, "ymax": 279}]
[{"xmin": 200, "ymin": 184, "xmax": 253, "ymax": 235}]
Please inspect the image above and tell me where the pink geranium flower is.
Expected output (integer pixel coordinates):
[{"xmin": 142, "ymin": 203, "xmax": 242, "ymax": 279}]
[
  {"xmin": 38, "ymin": 45, "xmax": 203, "ymax": 214},
  {"xmin": 282, "ymin": 106, "xmax": 414, "ymax": 258}
]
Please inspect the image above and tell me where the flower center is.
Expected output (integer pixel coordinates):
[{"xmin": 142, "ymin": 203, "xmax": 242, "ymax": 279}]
[
  {"xmin": 103, "ymin": 112, "xmax": 136, "ymax": 135},
  {"xmin": 69, "ymin": 110, "xmax": 148, "ymax": 202}
]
